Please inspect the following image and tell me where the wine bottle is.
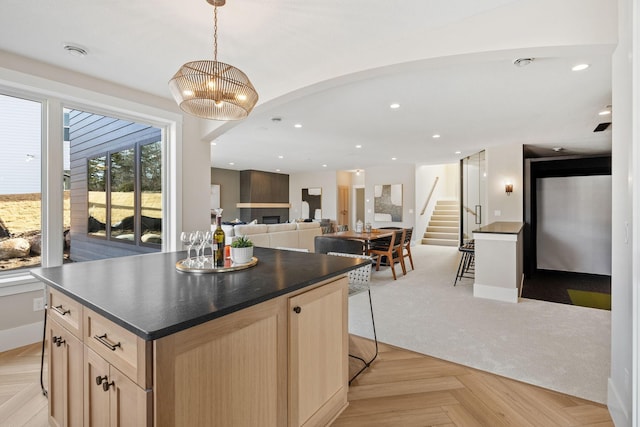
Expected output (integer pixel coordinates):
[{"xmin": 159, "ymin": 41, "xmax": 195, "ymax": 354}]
[{"xmin": 213, "ymin": 215, "xmax": 225, "ymax": 267}]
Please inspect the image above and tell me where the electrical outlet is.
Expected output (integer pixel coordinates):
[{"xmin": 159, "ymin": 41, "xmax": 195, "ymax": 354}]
[{"xmin": 33, "ymin": 297, "xmax": 45, "ymax": 312}]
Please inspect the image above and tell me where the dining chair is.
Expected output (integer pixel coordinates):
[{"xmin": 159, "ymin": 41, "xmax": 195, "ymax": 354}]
[
  {"xmin": 401, "ymin": 227, "xmax": 414, "ymax": 272},
  {"xmin": 367, "ymin": 229, "xmax": 406, "ymax": 280},
  {"xmin": 327, "ymin": 251, "xmax": 377, "ymax": 384},
  {"xmin": 336, "ymin": 224, "xmax": 348, "ymax": 232},
  {"xmin": 314, "ymin": 236, "xmax": 364, "ymax": 255}
]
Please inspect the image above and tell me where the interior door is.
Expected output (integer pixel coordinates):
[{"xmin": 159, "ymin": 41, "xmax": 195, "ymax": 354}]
[
  {"xmin": 338, "ymin": 186, "xmax": 349, "ymax": 228},
  {"xmin": 460, "ymin": 150, "xmax": 486, "ymax": 244}
]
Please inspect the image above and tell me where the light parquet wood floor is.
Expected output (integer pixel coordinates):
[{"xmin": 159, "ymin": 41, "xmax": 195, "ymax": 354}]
[
  {"xmin": 0, "ymin": 338, "xmax": 612, "ymax": 427},
  {"xmin": 334, "ymin": 336, "xmax": 613, "ymax": 426}
]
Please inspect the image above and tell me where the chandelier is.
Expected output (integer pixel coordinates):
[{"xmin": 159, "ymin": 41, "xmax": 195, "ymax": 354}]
[{"xmin": 169, "ymin": 0, "xmax": 258, "ymax": 120}]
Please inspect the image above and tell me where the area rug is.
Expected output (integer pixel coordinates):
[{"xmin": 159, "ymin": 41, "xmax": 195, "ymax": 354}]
[{"xmin": 347, "ymin": 244, "xmax": 611, "ymax": 404}]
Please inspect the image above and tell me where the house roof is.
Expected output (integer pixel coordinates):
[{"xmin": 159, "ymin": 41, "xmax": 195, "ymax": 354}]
[{"xmin": 0, "ymin": 0, "xmax": 617, "ymax": 173}]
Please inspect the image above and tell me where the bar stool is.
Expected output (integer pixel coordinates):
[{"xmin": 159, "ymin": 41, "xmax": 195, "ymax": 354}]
[{"xmin": 454, "ymin": 240, "xmax": 475, "ymax": 285}]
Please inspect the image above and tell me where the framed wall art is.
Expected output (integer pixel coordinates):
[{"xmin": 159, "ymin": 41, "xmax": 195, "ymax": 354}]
[
  {"xmin": 374, "ymin": 183, "xmax": 403, "ymax": 222},
  {"xmin": 302, "ymin": 187, "xmax": 322, "ymax": 220}
]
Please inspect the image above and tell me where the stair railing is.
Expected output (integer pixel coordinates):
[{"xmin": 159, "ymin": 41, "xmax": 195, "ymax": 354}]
[{"xmin": 420, "ymin": 176, "xmax": 439, "ymax": 216}]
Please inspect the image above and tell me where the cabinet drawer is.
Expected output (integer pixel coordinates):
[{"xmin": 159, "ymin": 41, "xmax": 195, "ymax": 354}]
[
  {"xmin": 84, "ymin": 308, "xmax": 152, "ymax": 388},
  {"xmin": 48, "ymin": 287, "xmax": 83, "ymax": 339}
]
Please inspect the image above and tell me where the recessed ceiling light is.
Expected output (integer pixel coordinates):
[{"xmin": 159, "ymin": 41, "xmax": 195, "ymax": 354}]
[
  {"xmin": 432, "ymin": 134, "xmax": 441, "ymax": 139},
  {"xmin": 572, "ymin": 63, "xmax": 590, "ymax": 71},
  {"xmin": 276, "ymin": 169, "xmax": 281, "ymax": 172},
  {"xmin": 355, "ymin": 145, "xmax": 362, "ymax": 148},
  {"xmin": 294, "ymin": 123, "xmax": 302, "ymax": 128},
  {"xmin": 391, "ymin": 157, "xmax": 397, "ymax": 160},
  {"xmin": 598, "ymin": 109, "xmax": 611, "ymax": 116},
  {"xmin": 455, "ymin": 151, "xmax": 461, "ymax": 155},
  {"xmin": 513, "ymin": 58, "xmax": 534, "ymax": 67},
  {"xmin": 228, "ymin": 162, "xmax": 235, "ymax": 165},
  {"xmin": 322, "ymin": 164, "xmax": 327, "ymax": 168},
  {"xmin": 389, "ymin": 103, "xmax": 400, "ymax": 109},
  {"xmin": 278, "ymin": 155, "xmax": 284, "ymax": 159},
  {"xmin": 63, "ymin": 44, "xmax": 88, "ymax": 57}
]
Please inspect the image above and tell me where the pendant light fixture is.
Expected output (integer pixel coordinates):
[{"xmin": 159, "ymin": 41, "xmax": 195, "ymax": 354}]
[{"xmin": 169, "ymin": 0, "xmax": 258, "ymax": 121}]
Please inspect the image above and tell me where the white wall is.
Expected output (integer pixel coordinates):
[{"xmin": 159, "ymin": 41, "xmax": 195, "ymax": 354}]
[
  {"xmin": 289, "ymin": 171, "xmax": 338, "ymax": 221},
  {"xmin": 537, "ymin": 176, "xmax": 612, "ymax": 275},
  {"xmin": 486, "ymin": 143, "xmax": 524, "ymax": 223},
  {"xmin": 608, "ymin": 0, "xmax": 635, "ymax": 424}
]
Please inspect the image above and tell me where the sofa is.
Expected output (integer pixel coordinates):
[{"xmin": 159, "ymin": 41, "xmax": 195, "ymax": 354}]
[{"xmin": 218, "ymin": 222, "xmax": 322, "ymax": 252}]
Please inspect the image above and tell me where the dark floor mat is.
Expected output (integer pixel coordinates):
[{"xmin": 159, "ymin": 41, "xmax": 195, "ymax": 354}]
[{"xmin": 521, "ymin": 269, "xmax": 611, "ymax": 310}]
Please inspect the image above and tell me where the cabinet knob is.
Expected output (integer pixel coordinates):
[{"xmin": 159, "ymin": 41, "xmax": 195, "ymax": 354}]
[
  {"xmin": 293, "ymin": 306, "xmax": 302, "ymax": 314},
  {"xmin": 95, "ymin": 375, "xmax": 107, "ymax": 386},
  {"xmin": 53, "ymin": 336, "xmax": 65, "ymax": 347},
  {"xmin": 102, "ymin": 380, "xmax": 114, "ymax": 392}
]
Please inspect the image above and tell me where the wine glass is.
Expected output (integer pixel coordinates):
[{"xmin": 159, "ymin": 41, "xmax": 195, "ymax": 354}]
[
  {"xmin": 180, "ymin": 231, "xmax": 194, "ymax": 267},
  {"xmin": 203, "ymin": 230, "xmax": 213, "ymax": 266},
  {"xmin": 192, "ymin": 231, "xmax": 204, "ymax": 267}
]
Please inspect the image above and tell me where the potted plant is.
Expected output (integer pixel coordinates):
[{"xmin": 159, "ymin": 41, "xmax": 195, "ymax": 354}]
[{"xmin": 230, "ymin": 235, "xmax": 254, "ymax": 264}]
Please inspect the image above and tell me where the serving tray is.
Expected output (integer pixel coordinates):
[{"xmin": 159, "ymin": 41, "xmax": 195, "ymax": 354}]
[{"xmin": 175, "ymin": 256, "xmax": 258, "ymax": 274}]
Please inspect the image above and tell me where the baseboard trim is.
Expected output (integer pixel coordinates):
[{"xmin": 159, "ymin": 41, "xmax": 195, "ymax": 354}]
[
  {"xmin": 0, "ymin": 321, "xmax": 44, "ymax": 352},
  {"xmin": 607, "ymin": 377, "xmax": 630, "ymax": 426},
  {"xmin": 473, "ymin": 282, "xmax": 519, "ymax": 303}
]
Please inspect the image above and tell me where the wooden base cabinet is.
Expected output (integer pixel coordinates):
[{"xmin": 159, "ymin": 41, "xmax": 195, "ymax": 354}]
[
  {"xmin": 84, "ymin": 348, "xmax": 152, "ymax": 427},
  {"xmin": 48, "ymin": 275, "xmax": 348, "ymax": 427},
  {"xmin": 47, "ymin": 317, "xmax": 84, "ymax": 427},
  {"xmin": 289, "ymin": 279, "xmax": 349, "ymax": 427}
]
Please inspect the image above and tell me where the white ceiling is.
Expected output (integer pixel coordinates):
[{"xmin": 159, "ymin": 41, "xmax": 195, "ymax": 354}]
[{"xmin": 0, "ymin": 0, "xmax": 616, "ymax": 174}]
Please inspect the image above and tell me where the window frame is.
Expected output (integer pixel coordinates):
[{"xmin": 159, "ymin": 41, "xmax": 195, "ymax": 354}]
[{"xmin": 0, "ymin": 82, "xmax": 180, "ymax": 292}]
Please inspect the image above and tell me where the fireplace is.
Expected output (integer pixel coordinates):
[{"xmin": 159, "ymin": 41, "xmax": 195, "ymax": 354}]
[{"xmin": 262, "ymin": 215, "xmax": 280, "ymax": 224}]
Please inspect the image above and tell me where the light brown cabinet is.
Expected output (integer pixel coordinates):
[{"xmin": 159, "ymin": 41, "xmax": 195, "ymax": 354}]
[
  {"xmin": 289, "ymin": 278, "xmax": 349, "ymax": 427},
  {"xmin": 47, "ymin": 317, "xmax": 84, "ymax": 427},
  {"xmin": 48, "ymin": 275, "xmax": 347, "ymax": 427},
  {"xmin": 84, "ymin": 347, "xmax": 151, "ymax": 427}
]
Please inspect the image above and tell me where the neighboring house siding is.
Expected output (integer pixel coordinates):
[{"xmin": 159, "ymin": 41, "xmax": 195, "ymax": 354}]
[
  {"xmin": 0, "ymin": 95, "xmax": 41, "ymax": 194},
  {"xmin": 68, "ymin": 110, "xmax": 161, "ymax": 262}
]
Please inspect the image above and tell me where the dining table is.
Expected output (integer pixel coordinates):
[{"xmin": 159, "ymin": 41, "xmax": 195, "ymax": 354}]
[{"xmin": 322, "ymin": 229, "xmax": 395, "ymax": 253}]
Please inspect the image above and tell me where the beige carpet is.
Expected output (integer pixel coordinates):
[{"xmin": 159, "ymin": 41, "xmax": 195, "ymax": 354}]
[{"xmin": 348, "ymin": 244, "xmax": 611, "ymax": 404}]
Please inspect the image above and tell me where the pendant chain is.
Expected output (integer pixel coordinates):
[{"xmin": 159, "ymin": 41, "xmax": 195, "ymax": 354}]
[{"xmin": 213, "ymin": 6, "xmax": 218, "ymax": 62}]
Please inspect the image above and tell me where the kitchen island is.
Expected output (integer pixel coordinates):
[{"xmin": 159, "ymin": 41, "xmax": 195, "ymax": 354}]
[
  {"xmin": 472, "ymin": 221, "xmax": 524, "ymax": 303},
  {"xmin": 31, "ymin": 247, "xmax": 367, "ymax": 427}
]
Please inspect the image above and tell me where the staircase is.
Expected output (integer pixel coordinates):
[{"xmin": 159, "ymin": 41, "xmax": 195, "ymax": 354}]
[{"xmin": 422, "ymin": 200, "xmax": 459, "ymax": 247}]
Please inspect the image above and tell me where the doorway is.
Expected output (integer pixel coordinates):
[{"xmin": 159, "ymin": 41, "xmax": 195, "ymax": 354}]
[{"xmin": 459, "ymin": 151, "xmax": 486, "ymax": 245}]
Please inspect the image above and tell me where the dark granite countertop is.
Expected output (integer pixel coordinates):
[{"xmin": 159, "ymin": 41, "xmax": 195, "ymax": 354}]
[
  {"xmin": 473, "ymin": 221, "xmax": 524, "ymax": 234},
  {"xmin": 30, "ymin": 247, "xmax": 367, "ymax": 341}
]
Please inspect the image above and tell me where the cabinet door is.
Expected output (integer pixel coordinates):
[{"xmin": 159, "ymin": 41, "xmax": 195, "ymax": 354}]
[
  {"xmin": 85, "ymin": 348, "xmax": 111, "ymax": 427},
  {"xmin": 109, "ymin": 365, "xmax": 152, "ymax": 427},
  {"xmin": 289, "ymin": 277, "xmax": 348, "ymax": 427},
  {"xmin": 85, "ymin": 348, "xmax": 152, "ymax": 427},
  {"xmin": 48, "ymin": 316, "xmax": 83, "ymax": 427}
]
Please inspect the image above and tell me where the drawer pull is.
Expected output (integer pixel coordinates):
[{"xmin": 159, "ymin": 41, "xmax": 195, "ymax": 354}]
[
  {"xmin": 94, "ymin": 334, "xmax": 122, "ymax": 351},
  {"xmin": 95, "ymin": 375, "xmax": 108, "ymax": 386},
  {"xmin": 53, "ymin": 336, "xmax": 65, "ymax": 347},
  {"xmin": 102, "ymin": 380, "xmax": 114, "ymax": 392},
  {"xmin": 293, "ymin": 306, "xmax": 302, "ymax": 314},
  {"xmin": 52, "ymin": 305, "xmax": 71, "ymax": 316}
]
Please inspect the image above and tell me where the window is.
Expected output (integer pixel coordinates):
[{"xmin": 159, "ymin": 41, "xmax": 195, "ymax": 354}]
[
  {"xmin": 73, "ymin": 109, "xmax": 163, "ymax": 252},
  {"xmin": 0, "ymin": 93, "xmax": 42, "ymax": 272}
]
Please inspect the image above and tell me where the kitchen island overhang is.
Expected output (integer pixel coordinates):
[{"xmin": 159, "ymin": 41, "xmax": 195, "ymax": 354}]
[{"xmin": 31, "ymin": 247, "xmax": 368, "ymax": 340}]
